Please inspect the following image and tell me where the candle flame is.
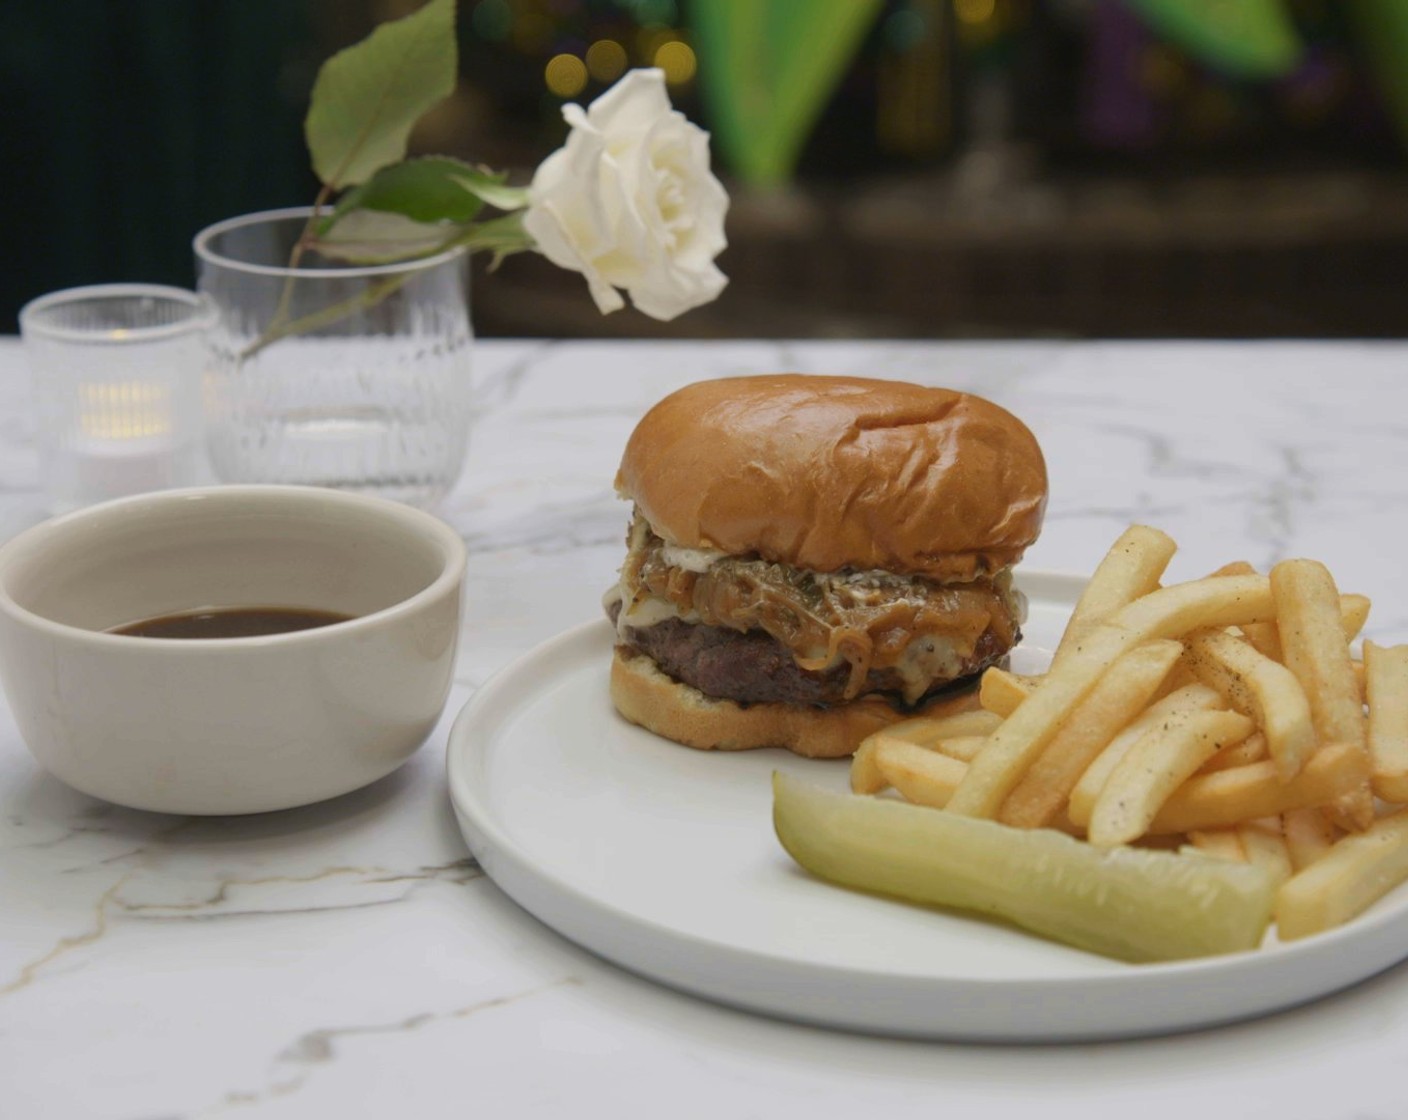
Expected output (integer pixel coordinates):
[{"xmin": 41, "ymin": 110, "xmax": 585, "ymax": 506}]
[{"xmin": 78, "ymin": 382, "xmax": 172, "ymax": 440}]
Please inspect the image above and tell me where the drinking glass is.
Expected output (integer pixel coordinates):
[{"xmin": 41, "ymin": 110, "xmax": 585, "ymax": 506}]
[
  {"xmin": 194, "ymin": 207, "xmax": 473, "ymax": 508},
  {"xmin": 19, "ymin": 284, "xmax": 212, "ymax": 513}
]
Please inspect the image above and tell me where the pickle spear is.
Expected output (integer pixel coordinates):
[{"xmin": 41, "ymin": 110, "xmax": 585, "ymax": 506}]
[{"xmin": 773, "ymin": 772, "xmax": 1275, "ymax": 963}]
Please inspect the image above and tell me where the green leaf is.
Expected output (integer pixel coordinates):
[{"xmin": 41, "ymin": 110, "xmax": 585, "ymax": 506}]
[
  {"xmin": 1348, "ymin": 0, "xmax": 1408, "ymax": 148},
  {"xmin": 689, "ymin": 0, "xmax": 883, "ymax": 187},
  {"xmin": 311, "ymin": 209, "xmax": 467, "ymax": 264},
  {"xmin": 460, "ymin": 212, "xmax": 534, "ymax": 269},
  {"xmin": 445, "ymin": 167, "xmax": 530, "ymax": 213},
  {"xmin": 329, "ymin": 158, "xmax": 493, "ymax": 227},
  {"xmin": 304, "ymin": 0, "xmax": 458, "ymax": 189},
  {"xmin": 321, "ymin": 157, "xmax": 531, "ymax": 244},
  {"xmin": 1124, "ymin": 0, "xmax": 1301, "ymax": 78},
  {"xmin": 309, "ymin": 209, "xmax": 533, "ymax": 269}
]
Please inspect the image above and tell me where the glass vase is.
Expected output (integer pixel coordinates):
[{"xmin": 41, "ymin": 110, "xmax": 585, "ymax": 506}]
[{"xmin": 195, "ymin": 207, "xmax": 473, "ymax": 508}]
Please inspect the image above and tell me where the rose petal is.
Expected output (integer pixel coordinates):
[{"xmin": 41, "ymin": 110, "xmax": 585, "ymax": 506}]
[
  {"xmin": 585, "ymin": 68, "xmax": 674, "ymax": 144},
  {"xmin": 523, "ymin": 67, "xmax": 729, "ymax": 322}
]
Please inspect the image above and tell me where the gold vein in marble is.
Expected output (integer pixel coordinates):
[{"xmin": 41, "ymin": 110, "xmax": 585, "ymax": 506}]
[
  {"xmin": 0, "ymin": 873, "xmax": 130, "ymax": 996},
  {"xmin": 0, "ymin": 860, "xmax": 481, "ymax": 994},
  {"xmin": 206, "ymin": 978, "xmax": 581, "ymax": 1114},
  {"xmin": 118, "ymin": 859, "xmax": 481, "ymax": 919}
]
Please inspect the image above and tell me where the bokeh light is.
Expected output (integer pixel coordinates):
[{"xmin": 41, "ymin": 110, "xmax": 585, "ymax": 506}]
[
  {"xmin": 1140, "ymin": 46, "xmax": 1188, "ymax": 97},
  {"xmin": 545, "ymin": 53, "xmax": 589, "ymax": 98},
  {"xmin": 654, "ymin": 40, "xmax": 697, "ymax": 85},
  {"xmin": 636, "ymin": 26, "xmax": 676, "ymax": 62},
  {"xmin": 955, "ymin": 0, "xmax": 996, "ymax": 25},
  {"xmin": 616, "ymin": 0, "xmax": 677, "ymax": 26},
  {"xmin": 586, "ymin": 39, "xmax": 628, "ymax": 83},
  {"xmin": 471, "ymin": 0, "xmax": 511, "ymax": 42},
  {"xmin": 883, "ymin": 9, "xmax": 928, "ymax": 52},
  {"xmin": 512, "ymin": 11, "xmax": 554, "ymax": 53}
]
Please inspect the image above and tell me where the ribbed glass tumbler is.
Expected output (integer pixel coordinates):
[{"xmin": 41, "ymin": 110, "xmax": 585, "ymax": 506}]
[{"xmin": 195, "ymin": 207, "xmax": 473, "ymax": 508}]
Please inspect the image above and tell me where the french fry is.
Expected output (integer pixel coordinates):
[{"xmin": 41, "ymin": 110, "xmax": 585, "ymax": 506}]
[
  {"xmin": 1341, "ymin": 594, "xmax": 1372, "ymax": 642},
  {"xmin": 979, "ymin": 668, "xmax": 1037, "ymax": 717},
  {"xmin": 850, "ymin": 737, "xmax": 889, "ymax": 794},
  {"xmin": 1283, "ymin": 807, "xmax": 1338, "ymax": 871},
  {"xmin": 1188, "ymin": 830, "xmax": 1246, "ymax": 861},
  {"xmin": 947, "ymin": 576, "xmax": 1274, "ymax": 819},
  {"xmin": 1067, "ymin": 683, "xmax": 1226, "ymax": 827},
  {"xmin": 1276, "ymin": 810, "xmax": 1408, "ymax": 940},
  {"xmin": 1237, "ymin": 818, "xmax": 1294, "ymax": 886},
  {"xmin": 881, "ymin": 709, "xmax": 1005, "ymax": 747},
  {"xmin": 1113, "ymin": 574, "xmax": 1276, "ymax": 641},
  {"xmin": 1236, "ymin": 593, "xmax": 1370, "ymax": 665},
  {"xmin": 1197, "ymin": 731, "xmax": 1269, "ymax": 774},
  {"xmin": 1238, "ymin": 621, "xmax": 1282, "ymax": 663},
  {"xmin": 1086, "ymin": 710, "xmax": 1255, "ymax": 846},
  {"xmin": 1271, "ymin": 560, "xmax": 1372, "ymax": 830},
  {"xmin": 1146, "ymin": 741, "xmax": 1370, "ymax": 835},
  {"xmin": 1180, "ymin": 628, "xmax": 1315, "ymax": 780},
  {"xmin": 929, "ymin": 735, "xmax": 988, "ymax": 762},
  {"xmin": 998, "ymin": 639, "xmax": 1184, "ymax": 829},
  {"xmin": 1051, "ymin": 525, "xmax": 1177, "ymax": 669},
  {"xmin": 1154, "ymin": 661, "xmax": 1198, "ymax": 698},
  {"xmin": 948, "ymin": 627, "xmax": 1135, "ymax": 818},
  {"xmin": 872, "ymin": 739, "xmax": 966, "ymax": 809},
  {"xmin": 853, "ymin": 708, "xmax": 1004, "ymax": 793},
  {"xmin": 1208, "ymin": 561, "xmax": 1258, "ymax": 578},
  {"xmin": 1365, "ymin": 641, "xmax": 1408, "ymax": 803}
]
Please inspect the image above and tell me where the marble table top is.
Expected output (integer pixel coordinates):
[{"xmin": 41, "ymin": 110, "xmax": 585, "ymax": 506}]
[{"xmin": 3, "ymin": 337, "xmax": 1407, "ymax": 1119}]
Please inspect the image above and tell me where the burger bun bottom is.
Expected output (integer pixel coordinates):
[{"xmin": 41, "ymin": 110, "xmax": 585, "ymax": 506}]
[{"xmin": 609, "ymin": 646, "xmax": 983, "ymax": 759}]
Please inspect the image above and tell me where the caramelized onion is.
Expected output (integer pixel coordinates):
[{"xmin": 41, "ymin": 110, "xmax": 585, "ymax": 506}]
[{"xmin": 618, "ymin": 512, "xmax": 1019, "ymax": 700}]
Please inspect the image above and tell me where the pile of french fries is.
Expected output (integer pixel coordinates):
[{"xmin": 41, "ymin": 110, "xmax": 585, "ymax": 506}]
[{"xmin": 852, "ymin": 525, "xmax": 1408, "ymax": 943}]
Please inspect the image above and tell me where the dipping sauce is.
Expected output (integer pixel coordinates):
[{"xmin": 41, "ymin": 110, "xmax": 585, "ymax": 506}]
[{"xmin": 110, "ymin": 607, "xmax": 354, "ymax": 640}]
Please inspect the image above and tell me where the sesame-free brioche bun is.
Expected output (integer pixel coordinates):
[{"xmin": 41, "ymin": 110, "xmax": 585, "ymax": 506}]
[
  {"xmin": 615, "ymin": 374, "xmax": 1048, "ymax": 581},
  {"xmin": 609, "ymin": 646, "xmax": 982, "ymax": 759}
]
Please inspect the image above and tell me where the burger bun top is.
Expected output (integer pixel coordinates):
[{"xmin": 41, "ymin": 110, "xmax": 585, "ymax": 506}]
[{"xmin": 615, "ymin": 374, "xmax": 1047, "ymax": 581}]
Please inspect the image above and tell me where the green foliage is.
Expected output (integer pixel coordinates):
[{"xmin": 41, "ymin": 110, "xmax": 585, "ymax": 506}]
[
  {"xmin": 456, "ymin": 213, "xmax": 536, "ymax": 269},
  {"xmin": 250, "ymin": 0, "xmax": 537, "ymax": 352},
  {"xmin": 312, "ymin": 207, "xmax": 533, "ymax": 268},
  {"xmin": 1124, "ymin": 0, "xmax": 1301, "ymax": 78},
  {"xmin": 311, "ymin": 156, "xmax": 533, "ymax": 264},
  {"xmin": 330, "ymin": 158, "xmax": 495, "ymax": 226},
  {"xmin": 324, "ymin": 157, "xmax": 529, "ymax": 228},
  {"xmin": 304, "ymin": 0, "xmax": 458, "ymax": 189},
  {"xmin": 689, "ymin": 0, "xmax": 883, "ymax": 187},
  {"xmin": 298, "ymin": 4, "xmax": 534, "ymax": 270},
  {"xmin": 314, "ymin": 209, "xmax": 467, "ymax": 263},
  {"xmin": 1349, "ymin": 0, "xmax": 1408, "ymax": 146}
]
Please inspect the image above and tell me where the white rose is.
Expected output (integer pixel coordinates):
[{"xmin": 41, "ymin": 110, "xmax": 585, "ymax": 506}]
[{"xmin": 523, "ymin": 68, "xmax": 729, "ymax": 322}]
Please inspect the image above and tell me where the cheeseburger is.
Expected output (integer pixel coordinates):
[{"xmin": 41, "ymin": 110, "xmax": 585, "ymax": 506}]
[{"xmin": 604, "ymin": 374, "xmax": 1047, "ymax": 758}]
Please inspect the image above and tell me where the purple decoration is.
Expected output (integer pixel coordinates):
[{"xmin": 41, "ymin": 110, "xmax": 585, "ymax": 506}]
[
  {"xmin": 1277, "ymin": 46, "xmax": 1334, "ymax": 99},
  {"xmin": 1080, "ymin": 0, "xmax": 1160, "ymax": 149}
]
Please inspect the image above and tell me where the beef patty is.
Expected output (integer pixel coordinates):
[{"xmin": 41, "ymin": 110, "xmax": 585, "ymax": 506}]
[{"xmin": 608, "ymin": 599, "xmax": 1009, "ymax": 709}]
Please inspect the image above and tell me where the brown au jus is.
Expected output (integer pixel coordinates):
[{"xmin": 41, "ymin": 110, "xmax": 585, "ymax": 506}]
[{"xmin": 110, "ymin": 607, "xmax": 354, "ymax": 640}]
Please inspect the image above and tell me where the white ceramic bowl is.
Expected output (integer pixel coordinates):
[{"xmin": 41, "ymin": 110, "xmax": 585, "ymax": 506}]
[{"xmin": 0, "ymin": 486, "xmax": 466, "ymax": 814}]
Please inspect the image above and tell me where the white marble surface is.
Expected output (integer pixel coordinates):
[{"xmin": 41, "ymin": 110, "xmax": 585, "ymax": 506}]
[{"xmin": 2, "ymin": 337, "xmax": 1407, "ymax": 1119}]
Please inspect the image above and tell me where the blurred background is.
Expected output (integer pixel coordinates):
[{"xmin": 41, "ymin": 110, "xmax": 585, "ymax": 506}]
[{"xmin": 3, "ymin": 0, "xmax": 1406, "ymax": 338}]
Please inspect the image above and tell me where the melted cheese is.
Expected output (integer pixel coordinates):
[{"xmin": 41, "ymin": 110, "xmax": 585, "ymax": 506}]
[
  {"xmin": 618, "ymin": 594, "xmax": 682, "ymax": 630},
  {"xmin": 606, "ymin": 582, "xmax": 693, "ymax": 639},
  {"xmin": 892, "ymin": 635, "xmax": 968, "ymax": 704},
  {"xmin": 659, "ymin": 544, "xmax": 727, "ymax": 573}
]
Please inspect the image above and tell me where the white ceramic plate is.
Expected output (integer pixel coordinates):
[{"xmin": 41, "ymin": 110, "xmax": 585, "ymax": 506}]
[{"xmin": 446, "ymin": 572, "xmax": 1408, "ymax": 1042}]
